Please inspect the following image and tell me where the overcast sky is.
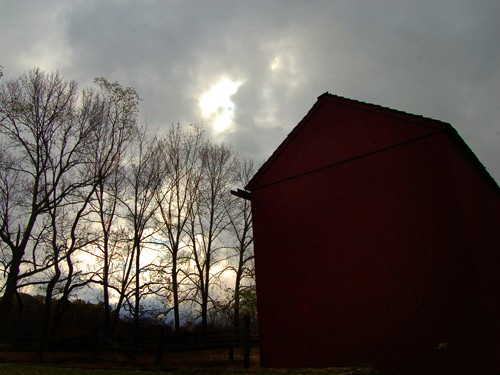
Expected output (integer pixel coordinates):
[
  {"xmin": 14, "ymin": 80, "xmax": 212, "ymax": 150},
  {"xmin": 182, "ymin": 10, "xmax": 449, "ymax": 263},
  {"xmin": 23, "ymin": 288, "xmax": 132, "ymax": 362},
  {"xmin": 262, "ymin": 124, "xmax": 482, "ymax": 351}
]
[{"xmin": 1, "ymin": 1, "xmax": 499, "ymax": 181}]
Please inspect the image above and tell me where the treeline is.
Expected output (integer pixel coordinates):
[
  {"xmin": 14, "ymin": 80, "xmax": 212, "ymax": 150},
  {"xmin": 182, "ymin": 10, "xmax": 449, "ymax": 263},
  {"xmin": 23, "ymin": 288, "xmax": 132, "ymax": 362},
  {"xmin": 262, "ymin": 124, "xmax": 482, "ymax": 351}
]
[
  {"xmin": 0, "ymin": 68, "xmax": 255, "ymax": 341},
  {"xmin": 0, "ymin": 293, "xmax": 163, "ymax": 341}
]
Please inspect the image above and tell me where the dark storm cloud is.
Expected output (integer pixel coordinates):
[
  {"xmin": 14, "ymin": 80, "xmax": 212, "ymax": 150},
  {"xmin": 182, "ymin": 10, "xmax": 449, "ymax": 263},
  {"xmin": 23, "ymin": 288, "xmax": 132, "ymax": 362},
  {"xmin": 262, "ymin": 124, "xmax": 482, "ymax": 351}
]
[{"xmin": 1, "ymin": 0, "xmax": 499, "ymax": 176}]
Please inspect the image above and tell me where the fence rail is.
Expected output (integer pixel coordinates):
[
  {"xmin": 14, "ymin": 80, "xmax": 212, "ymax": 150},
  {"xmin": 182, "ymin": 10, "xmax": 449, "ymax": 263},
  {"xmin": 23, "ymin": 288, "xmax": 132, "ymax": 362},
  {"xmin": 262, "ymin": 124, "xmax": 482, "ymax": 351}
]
[{"xmin": 0, "ymin": 315, "xmax": 257, "ymax": 369}]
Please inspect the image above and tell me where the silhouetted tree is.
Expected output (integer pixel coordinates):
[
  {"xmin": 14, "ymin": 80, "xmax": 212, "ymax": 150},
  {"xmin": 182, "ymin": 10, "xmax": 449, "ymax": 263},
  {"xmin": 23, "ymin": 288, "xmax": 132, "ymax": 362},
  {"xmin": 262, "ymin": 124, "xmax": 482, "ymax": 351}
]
[
  {"xmin": 185, "ymin": 141, "xmax": 238, "ymax": 330},
  {"xmin": 82, "ymin": 77, "xmax": 139, "ymax": 337},
  {"xmin": 117, "ymin": 124, "xmax": 167, "ymax": 341},
  {"xmin": 154, "ymin": 124, "xmax": 205, "ymax": 332},
  {"xmin": 226, "ymin": 159, "xmax": 255, "ymax": 329},
  {"xmin": 0, "ymin": 69, "xmax": 103, "ymax": 331},
  {"xmin": 50, "ymin": 77, "xmax": 139, "ymax": 337},
  {"xmin": 1, "ymin": 68, "xmax": 258, "ymax": 337}
]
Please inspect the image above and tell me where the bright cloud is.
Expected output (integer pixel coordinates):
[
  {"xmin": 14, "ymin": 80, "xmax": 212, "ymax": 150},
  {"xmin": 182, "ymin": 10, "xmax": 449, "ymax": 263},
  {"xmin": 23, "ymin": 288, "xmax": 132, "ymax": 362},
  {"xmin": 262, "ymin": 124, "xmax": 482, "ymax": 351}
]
[{"xmin": 200, "ymin": 79, "xmax": 240, "ymax": 132}]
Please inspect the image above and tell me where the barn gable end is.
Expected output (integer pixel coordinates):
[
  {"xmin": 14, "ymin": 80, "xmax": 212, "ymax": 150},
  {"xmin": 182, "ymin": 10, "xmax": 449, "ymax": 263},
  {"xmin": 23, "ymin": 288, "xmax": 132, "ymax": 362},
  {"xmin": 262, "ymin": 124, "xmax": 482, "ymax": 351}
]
[
  {"xmin": 247, "ymin": 94, "xmax": 451, "ymax": 191},
  {"xmin": 246, "ymin": 93, "xmax": 500, "ymax": 374}
]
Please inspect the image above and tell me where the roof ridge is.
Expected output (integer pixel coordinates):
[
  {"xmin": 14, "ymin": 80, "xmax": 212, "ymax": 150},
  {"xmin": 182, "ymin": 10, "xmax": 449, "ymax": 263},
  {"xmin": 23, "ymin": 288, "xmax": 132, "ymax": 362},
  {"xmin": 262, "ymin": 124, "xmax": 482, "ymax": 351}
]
[{"xmin": 319, "ymin": 92, "xmax": 450, "ymax": 127}]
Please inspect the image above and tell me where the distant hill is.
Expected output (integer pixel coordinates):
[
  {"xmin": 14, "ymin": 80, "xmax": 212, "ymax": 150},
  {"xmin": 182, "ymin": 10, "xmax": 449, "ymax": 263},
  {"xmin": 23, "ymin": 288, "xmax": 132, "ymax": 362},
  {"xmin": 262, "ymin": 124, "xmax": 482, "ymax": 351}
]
[{"xmin": 0, "ymin": 293, "xmax": 169, "ymax": 340}]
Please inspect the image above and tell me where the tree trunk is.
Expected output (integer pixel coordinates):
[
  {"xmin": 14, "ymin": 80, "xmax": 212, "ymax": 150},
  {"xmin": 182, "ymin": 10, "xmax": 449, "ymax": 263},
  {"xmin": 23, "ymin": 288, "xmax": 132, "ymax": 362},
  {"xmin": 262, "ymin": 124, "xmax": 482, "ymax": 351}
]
[
  {"xmin": 0, "ymin": 249, "xmax": 23, "ymax": 332},
  {"xmin": 50, "ymin": 252, "xmax": 78, "ymax": 337},
  {"xmin": 41, "ymin": 272, "xmax": 59, "ymax": 345},
  {"xmin": 103, "ymin": 233, "xmax": 111, "ymax": 336},
  {"xmin": 110, "ymin": 243, "xmax": 136, "ymax": 339},
  {"xmin": 201, "ymin": 291, "xmax": 208, "ymax": 331},
  {"xmin": 172, "ymin": 257, "xmax": 180, "ymax": 333},
  {"xmin": 110, "ymin": 293, "xmax": 125, "ymax": 339},
  {"xmin": 50, "ymin": 295, "xmax": 70, "ymax": 337},
  {"xmin": 233, "ymin": 270, "xmax": 242, "ymax": 329},
  {"xmin": 134, "ymin": 239, "xmax": 141, "ymax": 342}
]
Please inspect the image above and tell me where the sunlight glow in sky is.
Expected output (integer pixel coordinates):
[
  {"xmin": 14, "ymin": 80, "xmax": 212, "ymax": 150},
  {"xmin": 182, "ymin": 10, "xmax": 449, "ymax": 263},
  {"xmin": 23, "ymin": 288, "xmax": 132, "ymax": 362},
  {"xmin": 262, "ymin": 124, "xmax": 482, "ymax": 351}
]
[{"xmin": 200, "ymin": 79, "xmax": 240, "ymax": 132}]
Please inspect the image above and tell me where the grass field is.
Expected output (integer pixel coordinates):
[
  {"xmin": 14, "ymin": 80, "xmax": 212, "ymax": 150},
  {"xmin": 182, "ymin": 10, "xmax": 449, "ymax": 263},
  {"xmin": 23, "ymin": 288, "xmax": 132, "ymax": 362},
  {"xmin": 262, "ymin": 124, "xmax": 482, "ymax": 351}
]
[
  {"xmin": 0, "ymin": 349, "xmax": 375, "ymax": 374},
  {"xmin": 0, "ymin": 364, "xmax": 374, "ymax": 375},
  {"xmin": 0, "ymin": 364, "xmax": 156, "ymax": 375}
]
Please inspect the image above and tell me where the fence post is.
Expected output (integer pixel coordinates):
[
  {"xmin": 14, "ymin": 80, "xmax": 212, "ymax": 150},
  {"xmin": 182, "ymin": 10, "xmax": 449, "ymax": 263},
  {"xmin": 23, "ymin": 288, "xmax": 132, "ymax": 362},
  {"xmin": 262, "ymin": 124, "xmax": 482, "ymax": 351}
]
[
  {"xmin": 93, "ymin": 326, "xmax": 99, "ymax": 361},
  {"xmin": 243, "ymin": 315, "xmax": 251, "ymax": 369},
  {"xmin": 155, "ymin": 326, "xmax": 164, "ymax": 365}
]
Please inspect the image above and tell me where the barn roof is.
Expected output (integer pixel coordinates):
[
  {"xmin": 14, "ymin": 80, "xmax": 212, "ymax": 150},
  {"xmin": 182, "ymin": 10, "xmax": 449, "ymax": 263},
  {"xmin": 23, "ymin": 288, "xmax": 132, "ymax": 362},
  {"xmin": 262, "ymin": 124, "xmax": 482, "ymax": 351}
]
[{"xmin": 245, "ymin": 93, "xmax": 500, "ymax": 197}]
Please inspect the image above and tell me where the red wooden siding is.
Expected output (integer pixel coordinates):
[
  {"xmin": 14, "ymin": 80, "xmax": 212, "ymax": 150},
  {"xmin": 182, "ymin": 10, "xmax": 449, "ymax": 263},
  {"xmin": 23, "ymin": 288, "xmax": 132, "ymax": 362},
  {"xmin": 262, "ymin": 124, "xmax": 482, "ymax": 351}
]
[{"xmin": 247, "ymin": 94, "xmax": 500, "ymax": 374}]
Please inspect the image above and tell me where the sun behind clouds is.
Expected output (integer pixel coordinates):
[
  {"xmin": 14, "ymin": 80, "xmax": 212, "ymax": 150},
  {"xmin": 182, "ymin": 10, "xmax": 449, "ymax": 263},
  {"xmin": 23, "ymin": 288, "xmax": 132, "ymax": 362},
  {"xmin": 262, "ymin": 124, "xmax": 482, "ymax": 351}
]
[{"xmin": 200, "ymin": 79, "xmax": 240, "ymax": 131}]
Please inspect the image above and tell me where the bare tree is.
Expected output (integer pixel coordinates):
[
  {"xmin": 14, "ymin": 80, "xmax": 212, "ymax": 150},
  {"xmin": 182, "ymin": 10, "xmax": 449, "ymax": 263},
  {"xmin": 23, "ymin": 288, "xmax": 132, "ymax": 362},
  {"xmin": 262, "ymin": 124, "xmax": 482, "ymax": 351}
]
[
  {"xmin": 226, "ymin": 158, "xmax": 256, "ymax": 329},
  {"xmin": 49, "ymin": 77, "xmax": 138, "ymax": 337},
  {"xmin": 108, "ymin": 228, "xmax": 135, "ymax": 338},
  {"xmin": 84, "ymin": 77, "xmax": 139, "ymax": 336},
  {"xmin": 184, "ymin": 141, "xmax": 237, "ymax": 330},
  {"xmin": 90, "ymin": 164, "xmax": 126, "ymax": 337},
  {"xmin": 154, "ymin": 124, "xmax": 205, "ymax": 332},
  {"xmin": 116, "ymin": 125, "xmax": 167, "ymax": 341},
  {"xmin": 0, "ymin": 71, "xmax": 140, "ymax": 337},
  {"xmin": 37, "ymin": 184, "xmax": 97, "ymax": 344},
  {"xmin": 0, "ymin": 69, "xmax": 103, "ymax": 331},
  {"xmin": 0, "ymin": 68, "xmax": 257, "ymax": 338}
]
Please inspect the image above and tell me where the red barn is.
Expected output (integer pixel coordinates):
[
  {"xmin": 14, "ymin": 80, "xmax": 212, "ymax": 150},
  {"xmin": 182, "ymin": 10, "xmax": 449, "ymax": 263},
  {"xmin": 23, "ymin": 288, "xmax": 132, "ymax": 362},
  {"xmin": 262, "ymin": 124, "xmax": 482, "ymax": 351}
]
[{"xmin": 243, "ymin": 93, "xmax": 500, "ymax": 374}]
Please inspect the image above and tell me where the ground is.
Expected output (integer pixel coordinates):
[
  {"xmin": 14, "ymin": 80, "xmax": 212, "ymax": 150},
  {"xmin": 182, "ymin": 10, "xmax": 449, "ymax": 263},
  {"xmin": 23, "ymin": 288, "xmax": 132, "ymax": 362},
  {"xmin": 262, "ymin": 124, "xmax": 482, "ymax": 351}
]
[{"xmin": 0, "ymin": 349, "xmax": 376, "ymax": 374}]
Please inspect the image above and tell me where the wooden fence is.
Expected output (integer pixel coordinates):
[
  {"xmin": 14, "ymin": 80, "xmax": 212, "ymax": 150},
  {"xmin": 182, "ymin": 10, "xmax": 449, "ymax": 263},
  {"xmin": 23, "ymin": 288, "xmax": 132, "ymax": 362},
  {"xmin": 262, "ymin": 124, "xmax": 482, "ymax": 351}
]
[{"xmin": 0, "ymin": 315, "xmax": 257, "ymax": 369}]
